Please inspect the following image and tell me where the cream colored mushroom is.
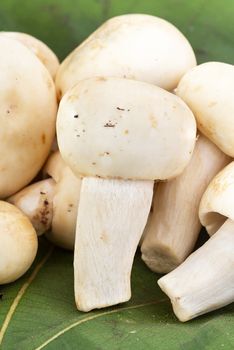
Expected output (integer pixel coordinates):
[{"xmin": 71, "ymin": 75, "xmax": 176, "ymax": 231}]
[
  {"xmin": 158, "ymin": 162, "xmax": 234, "ymax": 321},
  {"xmin": 8, "ymin": 151, "xmax": 81, "ymax": 250},
  {"xmin": 176, "ymin": 62, "xmax": 234, "ymax": 157},
  {"xmin": 56, "ymin": 77, "xmax": 196, "ymax": 312},
  {"xmin": 0, "ymin": 31, "xmax": 59, "ymax": 79},
  {"xmin": 0, "ymin": 201, "xmax": 38, "ymax": 284},
  {"xmin": 141, "ymin": 134, "xmax": 230, "ymax": 273},
  {"xmin": 8, "ymin": 179, "xmax": 55, "ymax": 236},
  {"xmin": 0, "ymin": 37, "xmax": 57, "ymax": 198},
  {"xmin": 56, "ymin": 14, "xmax": 196, "ymax": 98},
  {"xmin": 44, "ymin": 151, "xmax": 81, "ymax": 250}
]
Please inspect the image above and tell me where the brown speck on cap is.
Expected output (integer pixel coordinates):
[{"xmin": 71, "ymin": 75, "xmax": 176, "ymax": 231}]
[
  {"xmin": 104, "ymin": 121, "xmax": 116, "ymax": 127},
  {"xmin": 41, "ymin": 133, "xmax": 46, "ymax": 144}
]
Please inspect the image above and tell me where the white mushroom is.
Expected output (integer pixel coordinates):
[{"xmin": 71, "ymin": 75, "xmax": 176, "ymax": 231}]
[
  {"xmin": 158, "ymin": 162, "xmax": 234, "ymax": 321},
  {"xmin": 141, "ymin": 134, "xmax": 230, "ymax": 273},
  {"xmin": 0, "ymin": 31, "xmax": 59, "ymax": 79},
  {"xmin": 176, "ymin": 61, "xmax": 234, "ymax": 157},
  {"xmin": 56, "ymin": 77, "xmax": 196, "ymax": 311},
  {"xmin": 8, "ymin": 179, "xmax": 55, "ymax": 236},
  {"xmin": 0, "ymin": 201, "xmax": 38, "ymax": 284},
  {"xmin": 56, "ymin": 14, "xmax": 196, "ymax": 98},
  {"xmin": 0, "ymin": 37, "xmax": 57, "ymax": 198},
  {"xmin": 44, "ymin": 151, "xmax": 81, "ymax": 250},
  {"xmin": 8, "ymin": 151, "xmax": 81, "ymax": 250}
]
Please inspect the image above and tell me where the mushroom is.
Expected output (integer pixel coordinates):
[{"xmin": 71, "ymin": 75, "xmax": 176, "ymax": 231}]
[
  {"xmin": 176, "ymin": 61, "xmax": 234, "ymax": 157},
  {"xmin": 0, "ymin": 37, "xmax": 57, "ymax": 198},
  {"xmin": 56, "ymin": 77, "xmax": 196, "ymax": 311},
  {"xmin": 8, "ymin": 151, "xmax": 81, "ymax": 250},
  {"xmin": 56, "ymin": 14, "xmax": 196, "ymax": 98},
  {"xmin": 0, "ymin": 201, "xmax": 38, "ymax": 284},
  {"xmin": 0, "ymin": 31, "xmax": 59, "ymax": 79},
  {"xmin": 44, "ymin": 151, "xmax": 81, "ymax": 250},
  {"xmin": 141, "ymin": 133, "xmax": 230, "ymax": 273},
  {"xmin": 158, "ymin": 162, "xmax": 234, "ymax": 321},
  {"xmin": 8, "ymin": 179, "xmax": 55, "ymax": 236}
]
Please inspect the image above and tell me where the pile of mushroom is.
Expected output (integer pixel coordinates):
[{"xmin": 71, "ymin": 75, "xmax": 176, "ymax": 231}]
[
  {"xmin": 1, "ymin": 14, "xmax": 234, "ymax": 323},
  {"xmin": 158, "ymin": 62, "xmax": 234, "ymax": 321}
]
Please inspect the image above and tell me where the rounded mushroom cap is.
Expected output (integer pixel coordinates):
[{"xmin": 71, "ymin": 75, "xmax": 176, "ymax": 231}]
[
  {"xmin": 8, "ymin": 178, "xmax": 55, "ymax": 236},
  {"xmin": 0, "ymin": 37, "xmax": 57, "ymax": 198},
  {"xmin": 176, "ymin": 62, "xmax": 234, "ymax": 157},
  {"xmin": 0, "ymin": 32, "xmax": 59, "ymax": 79},
  {"xmin": 44, "ymin": 151, "xmax": 81, "ymax": 250},
  {"xmin": 0, "ymin": 201, "xmax": 38, "ymax": 284},
  {"xmin": 56, "ymin": 14, "xmax": 196, "ymax": 97},
  {"xmin": 57, "ymin": 77, "xmax": 196, "ymax": 181},
  {"xmin": 199, "ymin": 161, "xmax": 234, "ymax": 236}
]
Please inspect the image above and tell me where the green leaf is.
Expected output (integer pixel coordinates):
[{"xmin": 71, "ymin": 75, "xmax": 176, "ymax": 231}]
[
  {"xmin": 0, "ymin": 238, "xmax": 233, "ymax": 350},
  {"xmin": 0, "ymin": 0, "xmax": 234, "ymax": 348}
]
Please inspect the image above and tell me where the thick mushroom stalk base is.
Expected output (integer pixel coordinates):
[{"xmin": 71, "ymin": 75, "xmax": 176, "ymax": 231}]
[
  {"xmin": 158, "ymin": 218, "xmax": 234, "ymax": 322},
  {"xmin": 74, "ymin": 177, "xmax": 153, "ymax": 312},
  {"xmin": 141, "ymin": 135, "xmax": 229, "ymax": 273}
]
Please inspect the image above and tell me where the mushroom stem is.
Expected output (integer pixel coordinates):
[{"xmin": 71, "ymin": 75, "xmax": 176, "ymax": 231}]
[
  {"xmin": 158, "ymin": 218, "xmax": 234, "ymax": 322},
  {"xmin": 141, "ymin": 135, "xmax": 229, "ymax": 273},
  {"xmin": 74, "ymin": 177, "xmax": 153, "ymax": 312},
  {"xmin": 8, "ymin": 178, "xmax": 55, "ymax": 235}
]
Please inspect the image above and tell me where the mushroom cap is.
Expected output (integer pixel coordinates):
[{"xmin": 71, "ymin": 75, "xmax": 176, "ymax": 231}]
[
  {"xmin": 0, "ymin": 201, "xmax": 38, "ymax": 284},
  {"xmin": 176, "ymin": 62, "xmax": 234, "ymax": 157},
  {"xmin": 0, "ymin": 37, "xmax": 57, "ymax": 198},
  {"xmin": 56, "ymin": 14, "xmax": 196, "ymax": 97},
  {"xmin": 8, "ymin": 178, "xmax": 55, "ymax": 236},
  {"xmin": 44, "ymin": 151, "xmax": 81, "ymax": 250},
  {"xmin": 0, "ymin": 31, "xmax": 59, "ymax": 79},
  {"xmin": 199, "ymin": 161, "xmax": 234, "ymax": 236},
  {"xmin": 57, "ymin": 77, "xmax": 196, "ymax": 180}
]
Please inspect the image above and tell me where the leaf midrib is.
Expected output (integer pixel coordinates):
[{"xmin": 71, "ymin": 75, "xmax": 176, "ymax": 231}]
[{"xmin": 34, "ymin": 298, "xmax": 167, "ymax": 350}]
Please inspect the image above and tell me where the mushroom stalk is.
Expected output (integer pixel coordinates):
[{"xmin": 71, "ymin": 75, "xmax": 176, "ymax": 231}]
[
  {"xmin": 158, "ymin": 218, "xmax": 234, "ymax": 322},
  {"xmin": 75, "ymin": 177, "xmax": 153, "ymax": 311},
  {"xmin": 141, "ymin": 134, "xmax": 230, "ymax": 273}
]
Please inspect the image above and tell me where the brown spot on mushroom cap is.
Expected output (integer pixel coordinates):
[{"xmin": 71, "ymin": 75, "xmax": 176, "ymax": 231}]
[{"xmin": 41, "ymin": 133, "xmax": 46, "ymax": 144}]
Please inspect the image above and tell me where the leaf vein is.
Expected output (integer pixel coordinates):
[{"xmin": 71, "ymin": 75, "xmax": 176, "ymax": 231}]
[
  {"xmin": 34, "ymin": 298, "xmax": 167, "ymax": 350},
  {"xmin": 0, "ymin": 246, "xmax": 54, "ymax": 346}
]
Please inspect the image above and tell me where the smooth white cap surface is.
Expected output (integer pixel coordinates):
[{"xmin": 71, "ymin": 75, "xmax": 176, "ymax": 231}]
[
  {"xmin": 57, "ymin": 77, "xmax": 196, "ymax": 180},
  {"xmin": 0, "ymin": 31, "xmax": 59, "ymax": 79},
  {"xmin": 56, "ymin": 14, "xmax": 196, "ymax": 97},
  {"xmin": 0, "ymin": 201, "xmax": 38, "ymax": 284},
  {"xmin": 0, "ymin": 37, "xmax": 57, "ymax": 198},
  {"xmin": 176, "ymin": 62, "xmax": 234, "ymax": 157}
]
